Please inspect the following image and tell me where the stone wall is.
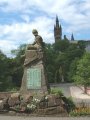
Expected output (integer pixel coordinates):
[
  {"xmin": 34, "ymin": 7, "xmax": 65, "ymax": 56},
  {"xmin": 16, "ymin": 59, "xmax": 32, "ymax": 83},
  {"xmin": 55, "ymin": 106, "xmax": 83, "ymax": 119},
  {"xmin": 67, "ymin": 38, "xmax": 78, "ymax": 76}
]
[{"xmin": 0, "ymin": 92, "xmax": 19, "ymax": 100}]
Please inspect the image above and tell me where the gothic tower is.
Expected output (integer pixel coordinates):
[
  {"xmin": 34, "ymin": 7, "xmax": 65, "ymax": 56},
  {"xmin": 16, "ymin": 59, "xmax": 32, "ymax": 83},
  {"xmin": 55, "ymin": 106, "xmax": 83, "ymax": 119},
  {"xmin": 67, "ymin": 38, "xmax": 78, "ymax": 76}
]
[
  {"xmin": 54, "ymin": 15, "xmax": 62, "ymax": 43},
  {"xmin": 71, "ymin": 33, "xmax": 74, "ymax": 41}
]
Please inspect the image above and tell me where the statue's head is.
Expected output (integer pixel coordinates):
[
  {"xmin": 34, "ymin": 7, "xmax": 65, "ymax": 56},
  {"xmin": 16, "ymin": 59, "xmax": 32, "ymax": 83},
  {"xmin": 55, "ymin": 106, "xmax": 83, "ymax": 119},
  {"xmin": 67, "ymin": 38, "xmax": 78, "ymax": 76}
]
[{"xmin": 32, "ymin": 29, "xmax": 38, "ymax": 36}]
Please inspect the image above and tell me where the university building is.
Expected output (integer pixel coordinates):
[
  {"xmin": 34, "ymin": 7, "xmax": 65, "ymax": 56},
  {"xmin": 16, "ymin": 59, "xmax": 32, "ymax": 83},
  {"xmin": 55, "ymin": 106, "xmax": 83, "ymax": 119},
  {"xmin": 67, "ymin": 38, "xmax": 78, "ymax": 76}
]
[{"xmin": 54, "ymin": 16, "xmax": 90, "ymax": 52}]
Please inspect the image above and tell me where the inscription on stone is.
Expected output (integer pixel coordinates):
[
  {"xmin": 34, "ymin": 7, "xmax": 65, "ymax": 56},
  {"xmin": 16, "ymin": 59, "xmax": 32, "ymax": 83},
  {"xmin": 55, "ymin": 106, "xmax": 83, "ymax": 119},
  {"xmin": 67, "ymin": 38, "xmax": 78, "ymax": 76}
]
[{"xmin": 27, "ymin": 68, "xmax": 41, "ymax": 89}]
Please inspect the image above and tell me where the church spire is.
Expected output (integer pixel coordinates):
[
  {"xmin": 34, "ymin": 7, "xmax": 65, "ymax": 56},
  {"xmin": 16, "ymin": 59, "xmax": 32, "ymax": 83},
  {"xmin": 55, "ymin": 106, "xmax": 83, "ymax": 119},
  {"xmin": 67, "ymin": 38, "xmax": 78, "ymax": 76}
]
[
  {"xmin": 54, "ymin": 15, "xmax": 62, "ymax": 43},
  {"xmin": 71, "ymin": 33, "xmax": 74, "ymax": 41},
  {"xmin": 60, "ymin": 25, "xmax": 62, "ymax": 37},
  {"xmin": 56, "ymin": 15, "xmax": 59, "ymax": 28}
]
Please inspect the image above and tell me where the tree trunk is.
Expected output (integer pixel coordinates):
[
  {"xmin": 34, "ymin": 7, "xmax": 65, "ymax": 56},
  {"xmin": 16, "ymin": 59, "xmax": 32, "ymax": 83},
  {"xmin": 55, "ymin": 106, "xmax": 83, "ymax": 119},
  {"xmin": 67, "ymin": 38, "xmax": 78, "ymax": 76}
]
[
  {"xmin": 54, "ymin": 70, "xmax": 58, "ymax": 83},
  {"xmin": 59, "ymin": 66, "xmax": 64, "ymax": 83},
  {"xmin": 84, "ymin": 85, "xmax": 87, "ymax": 94},
  {"xmin": 61, "ymin": 75, "xmax": 64, "ymax": 82}
]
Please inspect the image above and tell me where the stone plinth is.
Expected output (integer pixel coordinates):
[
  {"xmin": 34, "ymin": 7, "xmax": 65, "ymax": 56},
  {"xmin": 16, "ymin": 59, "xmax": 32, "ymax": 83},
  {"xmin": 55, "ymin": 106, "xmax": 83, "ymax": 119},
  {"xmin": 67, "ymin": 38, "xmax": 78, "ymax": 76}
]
[{"xmin": 20, "ymin": 50, "xmax": 49, "ymax": 94}]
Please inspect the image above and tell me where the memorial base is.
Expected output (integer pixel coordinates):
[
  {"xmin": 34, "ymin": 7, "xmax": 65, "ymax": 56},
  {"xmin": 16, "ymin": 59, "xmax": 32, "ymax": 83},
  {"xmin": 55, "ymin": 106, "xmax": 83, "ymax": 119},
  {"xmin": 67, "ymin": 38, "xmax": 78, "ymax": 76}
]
[{"xmin": 20, "ymin": 50, "xmax": 49, "ymax": 94}]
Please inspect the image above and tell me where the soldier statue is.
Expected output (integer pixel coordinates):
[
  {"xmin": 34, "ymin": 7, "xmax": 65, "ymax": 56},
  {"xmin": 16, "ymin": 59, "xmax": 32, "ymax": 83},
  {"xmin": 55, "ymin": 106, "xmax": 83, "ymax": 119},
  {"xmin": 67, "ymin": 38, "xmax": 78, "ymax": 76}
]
[{"xmin": 26, "ymin": 29, "xmax": 43, "ymax": 51}]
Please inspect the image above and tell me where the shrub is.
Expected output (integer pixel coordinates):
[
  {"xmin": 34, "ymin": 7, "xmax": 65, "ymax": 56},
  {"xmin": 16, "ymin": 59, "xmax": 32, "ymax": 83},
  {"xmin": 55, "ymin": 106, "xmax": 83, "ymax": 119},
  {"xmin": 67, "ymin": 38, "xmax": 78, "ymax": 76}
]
[
  {"xmin": 50, "ymin": 88, "xmax": 63, "ymax": 96},
  {"xmin": 61, "ymin": 96, "xmax": 75, "ymax": 113}
]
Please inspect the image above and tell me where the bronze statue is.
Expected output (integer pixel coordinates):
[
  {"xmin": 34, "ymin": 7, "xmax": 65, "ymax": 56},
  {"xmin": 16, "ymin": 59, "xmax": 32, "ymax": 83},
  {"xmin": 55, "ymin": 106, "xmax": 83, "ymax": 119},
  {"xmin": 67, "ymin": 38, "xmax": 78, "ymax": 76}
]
[{"xmin": 26, "ymin": 29, "xmax": 43, "ymax": 51}]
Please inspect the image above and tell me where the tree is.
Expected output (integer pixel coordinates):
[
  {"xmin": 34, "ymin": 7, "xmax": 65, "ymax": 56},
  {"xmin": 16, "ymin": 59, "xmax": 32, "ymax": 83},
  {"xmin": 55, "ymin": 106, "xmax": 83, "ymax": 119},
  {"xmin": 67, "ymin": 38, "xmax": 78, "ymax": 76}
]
[
  {"xmin": 73, "ymin": 53, "xmax": 90, "ymax": 94},
  {"xmin": 0, "ymin": 39, "xmax": 86, "ymax": 91},
  {"xmin": 78, "ymin": 40, "xmax": 86, "ymax": 50},
  {"xmin": 59, "ymin": 66, "xmax": 64, "ymax": 82},
  {"xmin": 53, "ymin": 39, "xmax": 70, "ymax": 52},
  {"xmin": 11, "ymin": 44, "xmax": 26, "ymax": 58},
  {"xmin": 68, "ymin": 58, "xmax": 79, "ymax": 82},
  {"xmin": 44, "ymin": 43, "xmax": 56, "ymax": 83},
  {"xmin": 0, "ymin": 50, "xmax": 14, "ymax": 91},
  {"xmin": 11, "ymin": 44, "xmax": 26, "ymax": 87}
]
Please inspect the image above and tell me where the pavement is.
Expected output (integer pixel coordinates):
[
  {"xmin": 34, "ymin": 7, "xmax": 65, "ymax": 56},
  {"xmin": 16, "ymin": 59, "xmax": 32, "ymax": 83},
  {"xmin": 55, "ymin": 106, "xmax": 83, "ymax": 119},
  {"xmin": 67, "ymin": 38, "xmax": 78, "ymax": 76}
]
[
  {"xmin": 50, "ymin": 83, "xmax": 90, "ymax": 103},
  {"xmin": 70, "ymin": 86, "xmax": 90, "ymax": 99},
  {"xmin": 0, "ymin": 115, "xmax": 90, "ymax": 120},
  {"xmin": 70, "ymin": 86, "xmax": 90, "ymax": 103},
  {"xmin": 50, "ymin": 83, "xmax": 72, "ymax": 97}
]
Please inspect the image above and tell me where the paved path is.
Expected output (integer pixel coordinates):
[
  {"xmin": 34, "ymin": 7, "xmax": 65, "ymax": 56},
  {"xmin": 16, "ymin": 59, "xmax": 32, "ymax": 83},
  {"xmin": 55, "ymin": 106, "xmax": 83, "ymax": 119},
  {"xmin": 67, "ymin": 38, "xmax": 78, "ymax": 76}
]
[
  {"xmin": 50, "ymin": 83, "xmax": 72, "ymax": 97},
  {"xmin": 0, "ymin": 115, "xmax": 90, "ymax": 120},
  {"xmin": 50, "ymin": 83, "xmax": 90, "ymax": 104},
  {"xmin": 70, "ymin": 86, "xmax": 90, "ymax": 103}
]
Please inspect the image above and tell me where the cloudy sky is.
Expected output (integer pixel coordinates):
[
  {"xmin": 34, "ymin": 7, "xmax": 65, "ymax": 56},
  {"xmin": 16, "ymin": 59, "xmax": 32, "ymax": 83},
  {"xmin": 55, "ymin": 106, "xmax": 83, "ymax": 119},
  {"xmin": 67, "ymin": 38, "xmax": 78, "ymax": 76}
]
[{"xmin": 0, "ymin": 0, "xmax": 90, "ymax": 57}]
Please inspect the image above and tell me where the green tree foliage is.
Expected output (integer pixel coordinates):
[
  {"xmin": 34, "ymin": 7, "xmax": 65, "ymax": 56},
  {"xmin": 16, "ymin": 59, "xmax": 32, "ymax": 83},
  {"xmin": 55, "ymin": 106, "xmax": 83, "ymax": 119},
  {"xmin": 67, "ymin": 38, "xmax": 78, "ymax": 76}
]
[
  {"xmin": 73, "ymin": 53, "xmax": 90, "ymax": 93},
  {"xmin": 11, "ymin": 44, "xmax": 26, "ymax": 87},
  {"xmin": 78, "ymin": 40, "xmax": 86, "ymax": 50},
  {"xmin": 0, "ymin": 40, "xmax": 86, "ymax": 91},
  {"xmin": 53, "ymin": 40, "xmax": 85, "ymax": 83},
  {"xmin": 68, "ymin": 58, "xmax": 79, "ymax": 82},
  {"xmin": 0, "ymin": 51, "xmax": 14, "ymax": 91},
  {"xmin": 0, "ymin": 44, "xmax": 26, "ymax": 91},
  {"xmin": 44, "ymin": 43, "xmax": 56, "ymax": 83},
  {"xmin": 53, "ymin": 39, "xmax": 70, "ymax": 52},
  {"xmin": 11, "ymin": 44, "xmax": 26, "ymax": 58}
]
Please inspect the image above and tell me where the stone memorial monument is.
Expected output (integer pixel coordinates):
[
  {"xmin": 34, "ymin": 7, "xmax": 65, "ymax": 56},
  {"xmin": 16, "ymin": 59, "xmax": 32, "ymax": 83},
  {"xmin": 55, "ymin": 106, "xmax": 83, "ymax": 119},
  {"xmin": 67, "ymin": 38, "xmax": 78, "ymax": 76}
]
[{"xmin": 20, "ymin": 29, "xmax": 49, "ymax": 94}]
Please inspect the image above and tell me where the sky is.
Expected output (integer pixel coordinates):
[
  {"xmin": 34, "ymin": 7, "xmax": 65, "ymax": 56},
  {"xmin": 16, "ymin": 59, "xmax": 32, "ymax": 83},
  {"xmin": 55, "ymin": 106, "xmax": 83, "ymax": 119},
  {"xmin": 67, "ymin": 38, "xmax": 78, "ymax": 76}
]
[{"xmin": 0, "ymin": 0, "xmax": 90, "ymax": 57}]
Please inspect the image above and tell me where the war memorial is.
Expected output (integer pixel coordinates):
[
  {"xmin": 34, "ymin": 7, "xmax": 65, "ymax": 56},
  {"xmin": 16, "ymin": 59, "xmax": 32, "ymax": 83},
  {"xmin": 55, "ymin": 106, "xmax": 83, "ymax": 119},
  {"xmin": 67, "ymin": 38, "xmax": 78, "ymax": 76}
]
[
  {"xmin": 20, "ymin": 29, "xmax": 49, "ymax": 94},
  {"xmin": 0, "ymin": 29, "xmax": 68, "ymax": 116},
  {"xmin": 0, "ymin": 17, "xmax": 90, "ymax": 117}
]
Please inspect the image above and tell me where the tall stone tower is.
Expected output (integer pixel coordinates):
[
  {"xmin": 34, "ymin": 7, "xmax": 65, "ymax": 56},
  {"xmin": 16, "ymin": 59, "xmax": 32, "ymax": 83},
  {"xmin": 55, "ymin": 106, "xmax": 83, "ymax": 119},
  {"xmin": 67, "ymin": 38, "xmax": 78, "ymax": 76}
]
[
  {"xmin": 71, "ymin": 33, "xmax": 74, "ymax": 41},
  {"xmin": 54, "ymin": 15, "xmax": 62, "ymax": 43}
]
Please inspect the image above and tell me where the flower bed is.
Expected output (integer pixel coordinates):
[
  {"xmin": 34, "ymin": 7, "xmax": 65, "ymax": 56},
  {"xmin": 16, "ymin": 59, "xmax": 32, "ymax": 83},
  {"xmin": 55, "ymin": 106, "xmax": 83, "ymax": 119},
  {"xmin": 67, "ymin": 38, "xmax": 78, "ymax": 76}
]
[{"xmin": 70, "ymin": 107, "xmax": 90, "ymax": 116}]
